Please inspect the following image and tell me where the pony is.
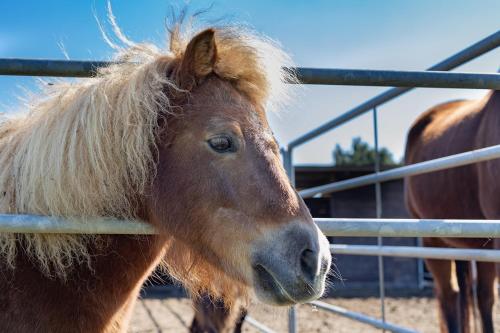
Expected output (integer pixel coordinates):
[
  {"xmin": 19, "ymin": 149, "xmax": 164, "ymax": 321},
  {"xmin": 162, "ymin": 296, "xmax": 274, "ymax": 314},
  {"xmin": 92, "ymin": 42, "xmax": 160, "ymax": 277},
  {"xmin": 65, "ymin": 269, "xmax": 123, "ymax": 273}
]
[
  {"xmin": 405, "ymin": 90, "xmax": 499, "ymax": 333},
  {"xmin": 0, "ymin": 23, "xmax": 332, "ymax": 332}
]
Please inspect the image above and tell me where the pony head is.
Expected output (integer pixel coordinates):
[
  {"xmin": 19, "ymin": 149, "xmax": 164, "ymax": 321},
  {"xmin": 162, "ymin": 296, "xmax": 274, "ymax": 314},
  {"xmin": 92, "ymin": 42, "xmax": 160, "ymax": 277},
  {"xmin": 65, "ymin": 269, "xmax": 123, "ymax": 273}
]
[
  {"xmin": 147, "ymin": 28, "xmax": 331, "ymax": 304},
  {"xmin": 0, "ymin": 23, "xmax": 331, "ymax": 305}
]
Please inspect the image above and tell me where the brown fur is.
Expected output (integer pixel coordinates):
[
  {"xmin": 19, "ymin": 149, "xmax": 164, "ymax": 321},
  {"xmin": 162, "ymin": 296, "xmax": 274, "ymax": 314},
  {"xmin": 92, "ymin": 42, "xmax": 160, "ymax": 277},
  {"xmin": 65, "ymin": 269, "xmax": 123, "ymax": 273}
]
[
  {"xmin": 405, "ymin": 91, "xmax": 499, "ymax": 333},
  {"xmin": 190, "ymin": 293, "xmax": 247, "ymax": 333},
  {"xmin": 0, "ymin": 23, "xmax": 331, "ymax": 332}
]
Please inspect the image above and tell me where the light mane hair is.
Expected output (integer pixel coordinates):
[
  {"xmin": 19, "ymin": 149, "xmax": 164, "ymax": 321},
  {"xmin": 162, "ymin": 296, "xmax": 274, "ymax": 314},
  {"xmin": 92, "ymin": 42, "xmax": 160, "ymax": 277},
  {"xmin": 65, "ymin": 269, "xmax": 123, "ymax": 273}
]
[{"xmin": 0, "ymin": 22, "xmax": 294, "ymax": 277}]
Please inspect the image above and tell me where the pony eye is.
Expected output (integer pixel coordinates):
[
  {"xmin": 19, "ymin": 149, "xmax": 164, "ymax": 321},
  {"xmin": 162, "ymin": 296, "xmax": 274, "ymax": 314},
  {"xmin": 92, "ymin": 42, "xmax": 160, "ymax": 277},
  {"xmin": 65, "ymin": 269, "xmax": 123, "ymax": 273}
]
[{"xmin": 208, "ymin": 136, "xmax": 235, "ymax": 153}]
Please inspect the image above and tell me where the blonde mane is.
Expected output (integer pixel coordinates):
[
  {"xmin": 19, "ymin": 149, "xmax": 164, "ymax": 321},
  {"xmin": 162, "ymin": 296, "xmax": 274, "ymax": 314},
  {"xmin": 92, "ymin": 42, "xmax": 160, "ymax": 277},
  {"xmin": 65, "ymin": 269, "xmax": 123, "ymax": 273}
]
[{"xmin": 0, "ymin": 22, "xmax": 293, "ymax": 276}]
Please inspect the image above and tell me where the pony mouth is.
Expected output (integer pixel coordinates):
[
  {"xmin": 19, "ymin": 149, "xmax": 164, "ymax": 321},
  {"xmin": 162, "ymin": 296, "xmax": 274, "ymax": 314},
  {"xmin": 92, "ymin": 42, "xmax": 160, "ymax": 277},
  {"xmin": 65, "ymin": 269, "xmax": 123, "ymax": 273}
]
[{"xmin": 252, "ymin": 264, "xmax": 297, "ymax": 305}]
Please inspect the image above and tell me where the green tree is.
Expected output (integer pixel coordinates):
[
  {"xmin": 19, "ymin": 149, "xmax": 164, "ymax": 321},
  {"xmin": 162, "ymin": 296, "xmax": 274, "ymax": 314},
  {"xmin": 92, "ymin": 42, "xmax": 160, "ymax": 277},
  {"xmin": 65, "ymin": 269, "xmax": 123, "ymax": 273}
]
[{"xmin": 333, "ymin": 137, "xmax": 398, "ymax": 166}]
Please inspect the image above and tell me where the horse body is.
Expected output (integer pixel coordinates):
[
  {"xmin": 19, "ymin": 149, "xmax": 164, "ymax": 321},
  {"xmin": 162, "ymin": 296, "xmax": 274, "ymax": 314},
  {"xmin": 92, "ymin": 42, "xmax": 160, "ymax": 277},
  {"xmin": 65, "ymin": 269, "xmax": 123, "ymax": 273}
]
[
  {"xmin": 405, "ymin": 91, "xmax": 499, "ymax": 333},
  {"xmin": 0, "ymin": 235, "xmax": 166, "ymax": 332},
  {"xmin": 0, "ymin": 24, "xmax": 331, "ymax": 332}
]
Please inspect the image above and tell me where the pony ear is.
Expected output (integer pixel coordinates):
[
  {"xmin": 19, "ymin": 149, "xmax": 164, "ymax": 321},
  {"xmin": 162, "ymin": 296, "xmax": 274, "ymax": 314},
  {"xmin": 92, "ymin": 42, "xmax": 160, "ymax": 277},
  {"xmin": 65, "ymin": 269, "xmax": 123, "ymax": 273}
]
[{"xmin": 177, "ymin": 29, "xmax": 217, "ymax": 90}]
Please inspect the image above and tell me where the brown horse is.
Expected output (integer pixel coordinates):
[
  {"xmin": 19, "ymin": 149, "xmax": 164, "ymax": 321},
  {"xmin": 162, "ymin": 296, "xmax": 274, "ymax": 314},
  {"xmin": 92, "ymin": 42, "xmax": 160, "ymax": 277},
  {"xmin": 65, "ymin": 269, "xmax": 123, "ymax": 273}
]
[
  {"xmin": 405, "ymin": 90, "xmax": 499, "ymax": 333},
  {"xmin": 0, "ymin": 24, "xmax": 331, "ymax": 332}
]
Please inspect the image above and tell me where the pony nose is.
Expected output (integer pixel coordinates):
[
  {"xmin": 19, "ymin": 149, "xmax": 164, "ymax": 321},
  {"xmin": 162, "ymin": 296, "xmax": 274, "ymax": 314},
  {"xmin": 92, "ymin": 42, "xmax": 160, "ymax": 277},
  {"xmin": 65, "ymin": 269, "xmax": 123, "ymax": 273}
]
[
  {"xmin": 299, "ymin": 248, "xmax": 320, "ymax": 283},
  {"xmin": 251, "ymin": 222, "xmax": 331, "ymax": 305}
]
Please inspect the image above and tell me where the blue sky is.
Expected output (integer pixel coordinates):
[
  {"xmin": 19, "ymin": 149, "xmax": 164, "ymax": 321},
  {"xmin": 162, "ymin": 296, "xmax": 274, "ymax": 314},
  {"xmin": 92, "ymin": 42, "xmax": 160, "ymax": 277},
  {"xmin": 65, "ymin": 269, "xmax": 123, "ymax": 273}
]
[{"xmin": 1, "ymin": 1, "xmax": 499, "ymax": 164}]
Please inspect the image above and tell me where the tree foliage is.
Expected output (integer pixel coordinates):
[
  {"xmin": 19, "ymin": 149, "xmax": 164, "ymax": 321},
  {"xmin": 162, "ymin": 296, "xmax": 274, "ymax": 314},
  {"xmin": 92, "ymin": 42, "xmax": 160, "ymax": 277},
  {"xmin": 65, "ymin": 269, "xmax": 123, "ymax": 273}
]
[{"xmin": 333, "ymin": 137, "xmax": 399, "ymax": 166}]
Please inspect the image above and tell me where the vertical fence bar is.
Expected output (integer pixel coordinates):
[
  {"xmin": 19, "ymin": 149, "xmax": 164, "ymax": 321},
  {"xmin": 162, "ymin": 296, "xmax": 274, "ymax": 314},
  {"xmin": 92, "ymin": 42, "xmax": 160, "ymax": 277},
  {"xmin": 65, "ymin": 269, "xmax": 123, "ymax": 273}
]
[
  {"xmin": 417, "ymin": 238, "xmax": 425, "ymax": 288},
  {"xmin": 282, "ymin": 147, "xmax": 297, "ymax": 333},
  {"xmin": 373, "ymin": 107, "xmax": 386, "ymax": 329},
  {"xmin": 288, "ymin": 307, "xmax": 297, "ymax": 333},
  {"xmin": 282, "ymin": 147, "xmax": 295, "ymax": 185}
]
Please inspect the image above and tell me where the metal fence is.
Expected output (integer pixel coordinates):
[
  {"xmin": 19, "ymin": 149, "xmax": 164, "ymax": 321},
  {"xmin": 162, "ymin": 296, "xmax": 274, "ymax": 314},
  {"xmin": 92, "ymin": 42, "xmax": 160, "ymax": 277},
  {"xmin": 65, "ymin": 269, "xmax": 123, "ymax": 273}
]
[
  {"xmin": 280, "ymin": 29, "xmax": 500, "ymax": 333},
  {"xmin": 0, "ymin": 29, "xmax": 499, "ymax": 333}
]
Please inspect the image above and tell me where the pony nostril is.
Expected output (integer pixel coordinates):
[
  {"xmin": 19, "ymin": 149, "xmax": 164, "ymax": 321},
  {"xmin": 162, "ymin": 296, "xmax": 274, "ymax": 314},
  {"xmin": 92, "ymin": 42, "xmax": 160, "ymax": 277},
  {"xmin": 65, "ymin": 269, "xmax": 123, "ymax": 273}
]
[{"xmin": 299, "ymin": 248, "xmax": 319, "ymax": 282}]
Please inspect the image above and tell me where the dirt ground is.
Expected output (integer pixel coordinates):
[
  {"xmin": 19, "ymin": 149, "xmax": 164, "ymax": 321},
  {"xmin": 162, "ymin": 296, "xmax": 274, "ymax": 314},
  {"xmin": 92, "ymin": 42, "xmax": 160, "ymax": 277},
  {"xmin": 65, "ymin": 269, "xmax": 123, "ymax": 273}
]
[{"xmin": 129, "ymin": 296, "xmax": 500, "ymax": 333}]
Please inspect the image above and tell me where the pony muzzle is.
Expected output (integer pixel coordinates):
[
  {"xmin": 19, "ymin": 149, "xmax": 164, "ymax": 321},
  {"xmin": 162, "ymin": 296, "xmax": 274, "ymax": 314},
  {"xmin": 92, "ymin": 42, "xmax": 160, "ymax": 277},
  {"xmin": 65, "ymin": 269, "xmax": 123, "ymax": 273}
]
[{"xmin": 251, "ymin": 222, "xmax": 331, "ymax": 305}]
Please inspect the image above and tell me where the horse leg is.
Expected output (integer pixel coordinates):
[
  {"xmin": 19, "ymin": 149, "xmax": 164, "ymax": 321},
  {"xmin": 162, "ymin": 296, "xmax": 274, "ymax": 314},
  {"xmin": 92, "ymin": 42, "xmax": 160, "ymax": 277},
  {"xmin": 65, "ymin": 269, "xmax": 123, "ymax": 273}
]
[
  {"xmin": 425, "ymin": 257, "xmax": 461, "ymax": 333},
  {"xmin": 476, "ymin": 262, "xmax": 497, "ymax": 333},
  {"xmin": 455, "ymin": 260, "xmax": 473, "ymax": 333},
  {"xmin": 190, "ymin": 294, "xmax": 227, "ymax": 333},
  {"xmin": 232, "ymin": 308, "xmax": 248, "ymax": 333},
  {"xmin": 424, "ymin": 238, "xmax": 461, "ymax": 333},
  {"xmin": 190, "ymin": 293, "xmax": 246, "ymax": 333}
]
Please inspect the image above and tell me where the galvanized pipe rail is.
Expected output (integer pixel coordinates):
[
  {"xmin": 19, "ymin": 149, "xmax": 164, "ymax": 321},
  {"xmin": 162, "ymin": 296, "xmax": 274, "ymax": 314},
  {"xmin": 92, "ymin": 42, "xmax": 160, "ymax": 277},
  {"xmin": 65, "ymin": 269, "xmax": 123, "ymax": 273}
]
[
  {"xmin": 331, "ymin": 244, "xmax": 500, "ymax": 262},
  {"xmin": 1, "ymin": 58, "xmax": 499, "ymax": 90},
  {"xmin": 288, "ymin": 30, "xmax": 500, "ymax": 149},
  {"xmin": 299, "ymin": 143, "xmax": 500, "ymax": 198},
  {"xmin": 244, "ymin": 316, "xmax": 276, "ymax": 333},
  {"xmin": 0, "ymin": 214, "xmax": 155, "ymax": 234},
  {"xmin": 308, "ymin": 301, "xmax": 418, "ymax": 333},
  {"xmin": 292, "ymin": 68, "xmax": 500, "ymax": 89},
  {"xmin": 0, "ymin": 215, "xmax": 498, "ymax": 242},
  {"xmin": 0, "ymin": 59, "xmax": 111, "ymax": 77},
  {"xmin": 315, "ymin": 218, "xmax": 500, "ymax": 238}
]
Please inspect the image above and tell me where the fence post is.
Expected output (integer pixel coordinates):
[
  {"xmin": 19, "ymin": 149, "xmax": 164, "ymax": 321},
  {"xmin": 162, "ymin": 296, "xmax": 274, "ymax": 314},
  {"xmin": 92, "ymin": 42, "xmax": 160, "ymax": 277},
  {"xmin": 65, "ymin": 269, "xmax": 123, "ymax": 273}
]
[
  {"xmin": 281, "ymin": 147, "xmax": 298, "ymax": 333},
  {"xmin": 373, "ymin": 107, "xmax": 386, "ymax": 329}
]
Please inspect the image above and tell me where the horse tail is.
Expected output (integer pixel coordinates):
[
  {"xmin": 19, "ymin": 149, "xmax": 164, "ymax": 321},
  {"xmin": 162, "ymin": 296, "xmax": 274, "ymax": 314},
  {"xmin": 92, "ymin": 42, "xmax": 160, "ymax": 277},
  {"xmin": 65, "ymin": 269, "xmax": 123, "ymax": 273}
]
[{"xmin": 455, "ymin": 260, "xmax": 474, "ymax": 333}]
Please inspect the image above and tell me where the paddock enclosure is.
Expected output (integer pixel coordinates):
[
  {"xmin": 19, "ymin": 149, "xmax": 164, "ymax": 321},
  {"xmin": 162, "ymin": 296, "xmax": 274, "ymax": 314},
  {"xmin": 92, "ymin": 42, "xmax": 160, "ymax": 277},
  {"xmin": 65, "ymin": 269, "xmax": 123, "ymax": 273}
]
[{"xmin": 0, "ymin": 29, "xmax": 499, "ymax": 333}]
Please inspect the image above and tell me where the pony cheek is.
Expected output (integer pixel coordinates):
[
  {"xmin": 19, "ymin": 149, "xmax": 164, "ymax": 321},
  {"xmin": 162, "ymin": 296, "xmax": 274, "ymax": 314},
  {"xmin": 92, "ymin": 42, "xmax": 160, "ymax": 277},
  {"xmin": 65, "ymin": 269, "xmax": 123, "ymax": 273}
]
[{"xmin": 209, "ymin": 208, "xmax": 261, "ymax": 267}]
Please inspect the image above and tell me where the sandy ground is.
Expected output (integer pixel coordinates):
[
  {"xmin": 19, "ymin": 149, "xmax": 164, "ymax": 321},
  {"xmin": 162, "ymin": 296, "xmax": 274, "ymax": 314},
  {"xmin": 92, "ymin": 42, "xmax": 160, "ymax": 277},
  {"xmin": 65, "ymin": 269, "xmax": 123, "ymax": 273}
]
[{"xmin": 129, "ymin": 296, "xmax": 500, "ymax": 333}]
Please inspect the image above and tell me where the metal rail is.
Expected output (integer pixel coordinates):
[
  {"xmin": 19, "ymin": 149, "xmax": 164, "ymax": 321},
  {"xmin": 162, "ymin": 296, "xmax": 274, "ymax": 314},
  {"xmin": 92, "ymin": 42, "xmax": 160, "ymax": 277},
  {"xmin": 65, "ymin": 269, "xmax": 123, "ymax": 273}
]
[
  {"xmin": 288, "ymin": 30, "xmax": 500, "ymax": 149},
  {"xmin": 299, "ymin": 143, "xmax": 500, "ymax": 198},
  {"xmin": 0, "ymin": 59, "xmax": 112, "ymax": 77},
  {"xmin": 0, "ymin": 214, "xmax": 498, "ymax": 240},
  {"xmin": 315, "ymin": 218, "xmax": 500, "ymax": 238},
  {"xmin": 308, "ymin": 301, "xmax": 418, "ymax": 333},
  {"xmin": 244, "ymin": 316, "xmax": 277, "ymax": 333},
  {"xmin": 2, "ymin": 59, "xmax": 499, "ymax": 90},
  {"xmin": 331, "ymin": 244, "xmax": 500, "ymax": 262},
  {"xmin": 292, "ymin": 68, "xmax": 500, "ymax": 89},
  {"xmin": 0, "ymin": 214, "xmax": 155, "ymax": 234}
]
